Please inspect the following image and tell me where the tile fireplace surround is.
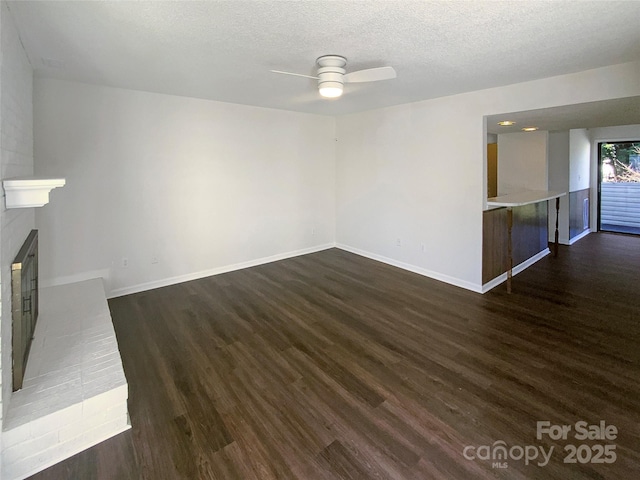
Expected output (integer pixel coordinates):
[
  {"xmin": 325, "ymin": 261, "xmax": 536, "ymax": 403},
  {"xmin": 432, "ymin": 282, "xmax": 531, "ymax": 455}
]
[{"xmin": 1, "ymin": 278, "xmax": 130, "ymax": 480}]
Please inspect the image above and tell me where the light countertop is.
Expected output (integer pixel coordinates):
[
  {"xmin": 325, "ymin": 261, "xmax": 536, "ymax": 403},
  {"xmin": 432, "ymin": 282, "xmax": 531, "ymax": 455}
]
[{"xmin": 487, "ymin": 190, "xmax": 566, "ymax": 207}]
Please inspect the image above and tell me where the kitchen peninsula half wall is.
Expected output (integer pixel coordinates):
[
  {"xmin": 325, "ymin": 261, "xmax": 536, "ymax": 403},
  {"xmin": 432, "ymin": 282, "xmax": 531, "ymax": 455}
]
[
  {"xmin": 483, "ymin": 130, "xmax": 558, "ymax": 292},
  {"xmin": 484, "ymin": 191, "xmax": 566, "ymax": 292}
]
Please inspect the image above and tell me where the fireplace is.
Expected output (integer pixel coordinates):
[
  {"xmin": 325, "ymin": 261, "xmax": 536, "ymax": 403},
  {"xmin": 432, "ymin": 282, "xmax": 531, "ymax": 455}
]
[{"xmin": 11, "ymin": 229, "xmax": 38, "ymax": 391}]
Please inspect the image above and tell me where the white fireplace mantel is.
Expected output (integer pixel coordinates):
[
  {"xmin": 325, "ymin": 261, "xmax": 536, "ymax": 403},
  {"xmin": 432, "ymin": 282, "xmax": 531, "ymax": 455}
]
[{"xmin": 3, "ymin": 177, "xmax": 66, "ymax": 208}]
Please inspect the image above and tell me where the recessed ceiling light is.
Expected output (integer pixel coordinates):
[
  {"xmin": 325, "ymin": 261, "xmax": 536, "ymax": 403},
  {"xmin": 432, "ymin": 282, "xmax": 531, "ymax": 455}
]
[
  {"xmin": 497, "ymin": 121, "xmax": 516, "ymax": 126},
  {"xmin": 522, "ymin": 127, "xmax": 538, "ymax": 132}
]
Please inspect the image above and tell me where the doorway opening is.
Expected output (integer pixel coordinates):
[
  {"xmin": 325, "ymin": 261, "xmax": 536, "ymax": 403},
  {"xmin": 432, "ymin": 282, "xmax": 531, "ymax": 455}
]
[{"xmin": 598, "ymin": 141, "xmax": 640, "ymax": 235}]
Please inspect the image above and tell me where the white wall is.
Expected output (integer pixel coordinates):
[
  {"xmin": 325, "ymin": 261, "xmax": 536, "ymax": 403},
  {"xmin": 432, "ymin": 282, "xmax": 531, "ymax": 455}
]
[
  {"xmin": 336, "ymin": 97, "xmax": 483, "ymax": 290},
  {"xmin": 497, "ymin": 130, "xmax": 549, "ymax": 195},
  {"xmin": 589, "ymin": 123, "xmax": 640, "ymax": 230},
  {"xmin": 32, "ymin": 62, "xmax": 640, "ymax": 296},
  {"xmin": 590, "ymin": 124, "xmax": 640, "ymax": 143},
  {"xmin": 569, "ymin": 128, "xmax": 591, "ymax": 192},
  {"xmin": 548, "ymin": 131, "xmax": 570, "ymax": 243},
  {"xmin": 0, "ymin": 2, "xmax": 35, "ymax": 429},
  {"xmin": 34, "ymin": 79, "xmax": 336, "ymax": 297},
  {"xmin": 336, "ymin": 61, "xmax": 640, "ymax": 291}
]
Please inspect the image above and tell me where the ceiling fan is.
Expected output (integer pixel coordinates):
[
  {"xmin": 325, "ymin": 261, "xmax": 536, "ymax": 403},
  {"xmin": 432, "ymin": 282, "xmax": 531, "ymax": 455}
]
[{"xmin": 271, "ymin": 55, "xmax": 396, "ymax": 99}]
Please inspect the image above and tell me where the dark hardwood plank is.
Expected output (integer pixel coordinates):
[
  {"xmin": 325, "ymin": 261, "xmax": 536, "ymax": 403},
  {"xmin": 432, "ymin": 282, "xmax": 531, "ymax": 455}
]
[
  {"xmin": 26, "ymin": 431, "xmax": 140, "ymax": 480},
  {"xmin": 30, "ymin": 232, "xmax": 640, "ymax": 479},
  {"xmin": 318, "ymin": 439, "xmax": 367, "ymax": 478}
]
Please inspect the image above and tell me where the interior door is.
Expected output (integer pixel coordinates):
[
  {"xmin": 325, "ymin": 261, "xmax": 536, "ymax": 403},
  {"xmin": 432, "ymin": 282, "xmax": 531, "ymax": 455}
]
[{"xmin": 487, "ymin": 143, "xmax": 498, "ymax": 198}]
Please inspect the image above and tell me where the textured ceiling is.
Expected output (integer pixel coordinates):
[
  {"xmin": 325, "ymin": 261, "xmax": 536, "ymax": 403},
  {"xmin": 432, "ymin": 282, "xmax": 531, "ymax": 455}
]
[{"xmin": 6, "ymin": 1, "xmax": 640, "ymax": 116}]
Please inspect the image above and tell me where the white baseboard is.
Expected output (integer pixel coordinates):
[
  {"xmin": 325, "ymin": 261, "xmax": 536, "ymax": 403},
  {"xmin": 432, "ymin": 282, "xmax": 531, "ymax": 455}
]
[
  {"xmin": 335, "ymin": 243, "xmax": 483, "ymax": 293},
  {"xmin": 42, "ymin": 243, "xmax": 554, "ymax": 299},
  {"xmin": 107, "ymin": 243, "xmax": 336, "ymax": 298},
  {"xmin": 481, "ymin": 248, "xmax": 550, "ymax": 293},
  {"xmin": 568, "ymin": 228, "xmax": 591, "ymax": 245}
]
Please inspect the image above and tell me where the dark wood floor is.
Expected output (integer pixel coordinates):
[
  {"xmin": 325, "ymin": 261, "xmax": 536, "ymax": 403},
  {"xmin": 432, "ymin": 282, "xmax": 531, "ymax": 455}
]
[{"xmin": 30, "ymin": 232, "xmax": 640, "ymax": 479}]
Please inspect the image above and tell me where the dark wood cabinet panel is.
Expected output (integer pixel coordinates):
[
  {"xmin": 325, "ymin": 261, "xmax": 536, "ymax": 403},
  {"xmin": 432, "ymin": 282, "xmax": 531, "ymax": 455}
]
[
  {"xmin": 483, "ymin": 202, "xmax": 547, "ymax": 284},
  {"xmin": 569, "ymin": 188, "xmax": 590, "ymax": 240}
]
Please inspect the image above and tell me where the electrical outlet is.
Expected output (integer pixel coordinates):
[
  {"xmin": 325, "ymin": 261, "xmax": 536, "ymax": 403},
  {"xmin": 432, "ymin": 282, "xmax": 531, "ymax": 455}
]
[
  {"xmin": 421, "ymin": 243, "xmax": 426, "ymax": 253},
  {"xmin": 122, "ymin": 257, "xmax": 128, "ymax": 268},
  {"xmin": 396, "ymin": 238, "xmax": 402, "ymax": 247},
  {"xmin": 151, "ymin": 254, "xmax": 159, "ymax": 264}
]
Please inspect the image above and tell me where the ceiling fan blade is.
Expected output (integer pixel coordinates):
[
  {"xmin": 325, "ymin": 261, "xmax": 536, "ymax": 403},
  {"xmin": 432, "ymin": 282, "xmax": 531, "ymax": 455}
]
[
  {"xmin": 270, "ymin": 70, "xmax": 319, "ymax": 80},
  {"xmin": 344, "ymin": 66, "xmax": 396, "ymax": 83}
]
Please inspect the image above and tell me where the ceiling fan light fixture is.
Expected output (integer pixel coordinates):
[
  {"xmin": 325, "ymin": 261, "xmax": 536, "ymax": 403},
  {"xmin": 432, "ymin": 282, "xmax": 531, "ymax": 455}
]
[
  {"xmin": 319, "ymin": 81, "xmax": 343, "ymax": 98},
  {"xmin": 271, "ymin": 54, "xmax": 395, "ymax": 100}
]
